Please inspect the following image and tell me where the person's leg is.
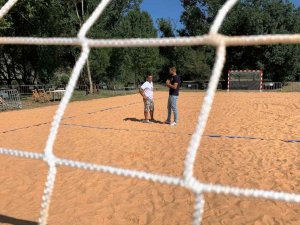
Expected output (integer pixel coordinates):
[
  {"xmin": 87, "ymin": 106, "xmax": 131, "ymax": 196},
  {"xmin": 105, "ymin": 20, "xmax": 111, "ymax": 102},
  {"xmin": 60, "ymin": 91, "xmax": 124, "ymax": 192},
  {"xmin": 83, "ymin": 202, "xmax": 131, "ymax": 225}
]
[
  {"xmin": 144, "ymin": 99, "xmax": 150, "ymax": 122},
  {"xmin": 144, "ymin": 111, "xmax": 149, "ymax": 120},
  {"xmin": 150, "ymin": 111, "xmax": 154, "ymax": 120},
  {"xmin": 174, "ymin": 96, "xmax": 178, "ymax": 123},
  {"xmin": 166, "ymin": 96, "xmax": 171, "ymax": 123},
  {"xmin": 150, "ymin": 99, "xmax": 154, "ymax": 120},
  {"xmin": 171, "ymin": 96, "xmax": 178, "ymax": 124}
]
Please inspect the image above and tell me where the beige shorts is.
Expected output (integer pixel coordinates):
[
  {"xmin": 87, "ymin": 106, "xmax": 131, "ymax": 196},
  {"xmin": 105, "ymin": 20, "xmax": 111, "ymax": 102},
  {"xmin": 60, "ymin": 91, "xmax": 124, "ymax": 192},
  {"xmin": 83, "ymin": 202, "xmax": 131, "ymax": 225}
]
[{"xmin": 144, "ymin": 98, "xmax": 154, "ymax": 112}]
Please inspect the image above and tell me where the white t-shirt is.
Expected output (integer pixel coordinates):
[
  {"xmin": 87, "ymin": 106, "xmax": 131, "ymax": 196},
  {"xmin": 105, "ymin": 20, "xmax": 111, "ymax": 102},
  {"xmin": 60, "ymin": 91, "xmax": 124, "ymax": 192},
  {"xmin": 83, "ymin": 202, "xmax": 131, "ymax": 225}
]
[{"xmin": 141, "ymin": 81, "xmax": 153, "ymax": 99}]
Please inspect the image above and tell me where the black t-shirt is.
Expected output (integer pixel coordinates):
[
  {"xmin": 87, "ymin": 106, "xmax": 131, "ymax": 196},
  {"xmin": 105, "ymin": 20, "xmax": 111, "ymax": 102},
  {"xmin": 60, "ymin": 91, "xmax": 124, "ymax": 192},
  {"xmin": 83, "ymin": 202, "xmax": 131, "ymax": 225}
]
[{"xmin": 169, "ymin": 75, "xmax": 180, "ymax": 96}]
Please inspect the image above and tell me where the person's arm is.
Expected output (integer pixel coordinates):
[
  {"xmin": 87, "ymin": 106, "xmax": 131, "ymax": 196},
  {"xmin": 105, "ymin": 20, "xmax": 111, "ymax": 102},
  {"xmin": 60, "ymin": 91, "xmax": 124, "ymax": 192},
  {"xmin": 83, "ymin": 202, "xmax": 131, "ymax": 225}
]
[
  {"xmin": 166, "ymin": 77, "xmax": 178, "ymax": 90},
  {"xmin": 166, "ymin": 82, "xmax": 178, "ymax": 90},
  {"xmin": 139, "ymin": 88, "xmax": 147, "ymax": 100}
]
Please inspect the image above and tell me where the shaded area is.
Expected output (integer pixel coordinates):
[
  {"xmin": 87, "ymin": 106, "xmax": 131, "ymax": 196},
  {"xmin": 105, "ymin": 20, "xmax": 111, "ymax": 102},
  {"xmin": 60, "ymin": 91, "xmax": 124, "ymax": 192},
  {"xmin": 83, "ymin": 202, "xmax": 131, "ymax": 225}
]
[
  {"xmin": 123, "ymin": 117, "xmax": 165, "ymax": 124},
  {"xmin": 0, "ymin": 215, "xmax": 37, "ymax": 225}
]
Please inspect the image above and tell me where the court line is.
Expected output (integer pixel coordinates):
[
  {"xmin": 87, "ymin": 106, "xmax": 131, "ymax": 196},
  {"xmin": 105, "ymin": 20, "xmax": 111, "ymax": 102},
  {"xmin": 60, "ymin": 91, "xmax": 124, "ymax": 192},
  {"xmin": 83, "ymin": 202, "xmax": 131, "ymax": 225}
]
[
  {"xmin": 62, "ymin": 123, "xmax": 300, "ymax": 144},
  {"xmin": 0, "ymin": 100, "xmax": 142, "ymax": 134},
  {"xmin": 1, "ymin": 96, "xmax": 169, "ymax": 134}
]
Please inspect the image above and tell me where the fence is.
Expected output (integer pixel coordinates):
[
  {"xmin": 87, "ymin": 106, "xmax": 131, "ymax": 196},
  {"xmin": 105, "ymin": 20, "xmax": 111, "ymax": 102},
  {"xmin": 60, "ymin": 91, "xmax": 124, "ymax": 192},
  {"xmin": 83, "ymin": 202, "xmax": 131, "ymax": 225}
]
[
  {"xmin": 281, "ymin": 82, "xmax": 300, "ymax": 92},
  {"xmin": 227, "ymin": 82, "xmax": 300, "ymax": 92},
  {"xmin": 1, "ymin": 82, "xmax": 298, "ymax": 96},
  {"xmin": 262, "ymin": 82, "xmax": 282, "ymax": 91},
  {"xmin": 0, "ymin": 89, "xmax": 22, "ymax": 110},
  {"xmin": 77, "ymin": 84, "xmax": 138, "ymax": 95},
  {"xmin": 0, "ymin": 84, "xmax": 139, "ymax": 96},
  {"xmin": 0, "ymin": 85, "xmax": 61, "ymax": 95}
]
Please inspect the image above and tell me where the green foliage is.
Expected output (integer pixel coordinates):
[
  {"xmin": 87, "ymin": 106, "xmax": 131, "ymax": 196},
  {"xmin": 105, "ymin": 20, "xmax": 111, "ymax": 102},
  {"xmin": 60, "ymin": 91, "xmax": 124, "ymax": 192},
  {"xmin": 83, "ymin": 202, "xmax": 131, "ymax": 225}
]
[
  {"xmin": 0, "ymin": 0, "xmax": 67, "ymax": 85},
  {"xmin": 157, "ymin": 18, "xmax": 211, "ymax": 82},
  {"xmin": 222, "ymin": 0, "xmax": 300, "ymax": 81},
  {"xmin": 60, "ymin": 74, "xmax": 70, "ymax": 85},
  {"xmin": 0, "ymin": 0, "xmax": 299, "ymax": 87},
  {"xmin": 109, "ymin": 7, "xmax": 160, "ymax": 85},
  {"xmin": 178, "ymin": 0, "xmax": 300, "ymax": 82}
]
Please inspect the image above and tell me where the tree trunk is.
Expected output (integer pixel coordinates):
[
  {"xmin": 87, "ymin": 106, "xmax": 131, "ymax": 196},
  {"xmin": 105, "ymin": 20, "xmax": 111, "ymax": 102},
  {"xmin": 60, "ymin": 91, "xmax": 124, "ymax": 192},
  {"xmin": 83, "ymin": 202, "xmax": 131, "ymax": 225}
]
[
  {"xmin": 74, "ymin": 0, "xmax": 93, "ymax": 94},
  {"xmin": 86, "ymin": 58, "xmax": 93, "ymax": 94},
  {"xmin": 81, "ymin": 0, "xmax": 84, "ymax": 19}
]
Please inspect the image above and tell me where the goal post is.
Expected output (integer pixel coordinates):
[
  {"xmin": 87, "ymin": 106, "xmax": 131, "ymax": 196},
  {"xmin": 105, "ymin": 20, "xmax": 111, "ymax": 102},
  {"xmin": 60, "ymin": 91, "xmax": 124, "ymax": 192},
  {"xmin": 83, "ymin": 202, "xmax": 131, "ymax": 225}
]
[{"xmin": 227, "ymin": 70, "xmax": 263, "ymax": 92}]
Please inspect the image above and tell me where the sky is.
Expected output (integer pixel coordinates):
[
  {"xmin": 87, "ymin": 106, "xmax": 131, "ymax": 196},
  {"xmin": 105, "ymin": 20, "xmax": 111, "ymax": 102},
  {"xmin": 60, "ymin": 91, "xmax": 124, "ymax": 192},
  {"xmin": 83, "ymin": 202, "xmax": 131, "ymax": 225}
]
[
  {"xmin": 141, "ymin": 0, "xmax": 300, "ymax": 30},
  {"xmin": 140, "ymin": 0, "xmax": 184, "ymax": 30}
]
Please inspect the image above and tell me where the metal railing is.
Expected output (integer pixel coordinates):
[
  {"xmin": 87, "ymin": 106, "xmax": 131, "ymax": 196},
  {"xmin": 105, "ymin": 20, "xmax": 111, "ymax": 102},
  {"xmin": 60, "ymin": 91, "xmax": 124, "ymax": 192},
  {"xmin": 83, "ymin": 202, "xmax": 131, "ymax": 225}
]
[
  {"xmin": 0, "ymin": 85, "xmax": 58, "ymax": 95},
  {"xmin": 282, "ymin": 82, "xmax": 300, "ymax": 92},
  {"xmin": 262, "ymin": 82, "xmax": 282, "ymax": 91},
  {"xmin": 0, "ymin": 84, "xmax": 140, "ymax": 95},
  {"xmin": 3, "ymin": 82, "xmax": 298, "ymax": 95},
  {"xmin": 0, "ymin": 89, "xmax": 22, "ymax": 110}
]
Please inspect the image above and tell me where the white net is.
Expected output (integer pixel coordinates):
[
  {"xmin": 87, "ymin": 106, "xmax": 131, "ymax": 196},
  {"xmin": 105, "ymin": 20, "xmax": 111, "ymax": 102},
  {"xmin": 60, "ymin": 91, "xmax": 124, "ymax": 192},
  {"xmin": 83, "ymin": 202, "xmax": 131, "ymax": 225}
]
[
  {"xmin": 228, "ymin": 70, "xmax": 262, "ymax": 90},
  {"xmin": 229, "ymin": 71, "xmax": 261, "ymax": 81},
  {"xmin": 0, "ymin": 0, "xmax": 300, "ymax": 225}
]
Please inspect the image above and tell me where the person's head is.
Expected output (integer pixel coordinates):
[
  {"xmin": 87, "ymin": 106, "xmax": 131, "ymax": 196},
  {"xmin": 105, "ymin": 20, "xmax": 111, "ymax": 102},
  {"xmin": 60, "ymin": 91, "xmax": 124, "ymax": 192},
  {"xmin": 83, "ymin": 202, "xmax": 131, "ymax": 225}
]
[
  {"xmin": 146, "ymin": 74, "xmax": 153, "ymax": 82},
  {"xmin": 169, "ymin": 67, "xmax": 177, "ymax": 76}
]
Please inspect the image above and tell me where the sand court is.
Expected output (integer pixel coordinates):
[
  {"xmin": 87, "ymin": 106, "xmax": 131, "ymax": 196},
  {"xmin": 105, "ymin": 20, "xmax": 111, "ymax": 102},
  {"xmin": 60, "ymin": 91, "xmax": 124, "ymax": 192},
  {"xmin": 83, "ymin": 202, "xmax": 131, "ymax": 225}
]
[{"xmin": 0, "ymin": 91, "xmax": 300, "ymax": 225}]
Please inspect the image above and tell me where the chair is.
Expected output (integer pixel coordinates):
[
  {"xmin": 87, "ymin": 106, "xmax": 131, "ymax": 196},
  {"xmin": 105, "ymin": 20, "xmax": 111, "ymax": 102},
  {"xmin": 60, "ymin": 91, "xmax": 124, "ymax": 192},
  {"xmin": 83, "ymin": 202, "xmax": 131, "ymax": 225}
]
[
  {"xmin": 32, "ymin": 90, "xmax": 42, "ymax": 102},
  {"xmin": 38, "ymin": 89, "xmax": 50, "ymax": 102}
]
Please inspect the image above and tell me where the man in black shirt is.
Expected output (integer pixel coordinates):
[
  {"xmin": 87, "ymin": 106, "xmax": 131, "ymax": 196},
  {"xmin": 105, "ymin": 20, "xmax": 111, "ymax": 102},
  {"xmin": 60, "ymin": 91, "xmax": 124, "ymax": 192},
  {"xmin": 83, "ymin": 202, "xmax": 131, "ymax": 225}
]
[{"xmin": 165, "ymin": 67, "xmax": 180, "ymax": 126}]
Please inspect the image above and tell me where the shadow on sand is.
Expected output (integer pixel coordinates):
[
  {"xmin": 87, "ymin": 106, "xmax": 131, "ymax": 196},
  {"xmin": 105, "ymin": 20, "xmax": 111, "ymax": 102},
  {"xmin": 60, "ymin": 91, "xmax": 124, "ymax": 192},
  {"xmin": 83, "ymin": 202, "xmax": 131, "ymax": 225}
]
[
  {"xmin": 123, "ymin": 118, "xmax": 165, "ymax": 124},
  {"xmin": 0, "ymin": 215, "xmax": 38, "ymax": 225}
]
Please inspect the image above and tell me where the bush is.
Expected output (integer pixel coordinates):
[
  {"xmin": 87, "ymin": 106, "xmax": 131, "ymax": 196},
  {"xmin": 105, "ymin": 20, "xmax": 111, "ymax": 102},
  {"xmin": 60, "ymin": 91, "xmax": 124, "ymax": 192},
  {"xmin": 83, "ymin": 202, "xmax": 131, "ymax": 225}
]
[{"xmin": 60, "ymin": 74, "xmax": 70, "ymax": 85}]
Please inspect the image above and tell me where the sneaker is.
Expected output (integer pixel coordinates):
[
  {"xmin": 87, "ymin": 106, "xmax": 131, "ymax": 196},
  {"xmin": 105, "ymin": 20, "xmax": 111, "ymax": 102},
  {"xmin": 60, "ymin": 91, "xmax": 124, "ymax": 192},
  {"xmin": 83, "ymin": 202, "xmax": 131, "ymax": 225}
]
[
  {"xmin": 164, "ymin": 120, "xmax": 171, "ymax": 124},
  {"xmin": 143, "ymin": 119, "xmax": 152, "ymax": 123},
  {"xmin": 170, "ymin": 122, "xmax": 177, "ymax": 126}
]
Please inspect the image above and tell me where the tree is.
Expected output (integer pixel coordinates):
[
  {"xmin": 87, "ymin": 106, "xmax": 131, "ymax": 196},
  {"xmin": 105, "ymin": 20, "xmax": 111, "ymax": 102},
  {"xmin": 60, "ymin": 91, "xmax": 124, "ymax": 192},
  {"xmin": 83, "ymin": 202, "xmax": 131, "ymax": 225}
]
[
  {"xmin": 178, "ymin": 0, "xmax": 300, "ymax": 82},
  {"xmin": 176, "ymin": 47, "xmax": 210, "ymax": 84},
  {"xmin": 179, "ymin": 0, "xmax": 210, "ymax": 36},
  {"xmin": 0, "ymin": 0, "xmax": 144, "ymax": 87},
  {"xmin": 109, "ymin": 6, "xmax": 159, "ymax": 86},
  {"xmin": 157, "ymin": 18, "xmax": 210, "ymax": 83},
  {"xmin": 222, "ymin": 0, "xmax": 300, "ymax": 82},
  {"xmin": 70, "ymin": 0, "xmax": 142, "ymax": 93},
  {"xmin": 0, "ymin": 0, "xmax": 66, "ymax": 85}
]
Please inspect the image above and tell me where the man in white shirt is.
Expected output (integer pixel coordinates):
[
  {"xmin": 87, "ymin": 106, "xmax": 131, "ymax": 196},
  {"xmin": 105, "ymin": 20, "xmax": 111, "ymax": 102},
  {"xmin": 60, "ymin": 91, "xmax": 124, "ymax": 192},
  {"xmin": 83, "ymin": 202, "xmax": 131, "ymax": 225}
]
[{"xmin": 139, "ymin": 74, "xmax": 154, "ymax": 123}]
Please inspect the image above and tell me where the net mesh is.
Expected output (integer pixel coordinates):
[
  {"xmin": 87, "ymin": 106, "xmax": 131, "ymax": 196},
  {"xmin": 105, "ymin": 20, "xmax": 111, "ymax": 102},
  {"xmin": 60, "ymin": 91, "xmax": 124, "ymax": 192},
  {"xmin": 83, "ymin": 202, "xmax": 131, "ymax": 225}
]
[
  {"xmin": 0, "ymin": 0, "xmax": 300, "ymax": 225},
  {"xmin": 229, "ymin": 71, "xmax": 261, "ymax": 81},
  {"xmin": 229, "ymin": 71, "xmax": 262, "ymax": 90}
]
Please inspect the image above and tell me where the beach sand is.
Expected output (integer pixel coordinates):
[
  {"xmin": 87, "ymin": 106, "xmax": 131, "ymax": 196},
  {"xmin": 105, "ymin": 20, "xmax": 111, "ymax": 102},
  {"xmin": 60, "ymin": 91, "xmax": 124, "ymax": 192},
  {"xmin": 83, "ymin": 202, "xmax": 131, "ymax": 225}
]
[{"xmin": 0, "ymin": 91, "xmax": 299, "ymax": 225}]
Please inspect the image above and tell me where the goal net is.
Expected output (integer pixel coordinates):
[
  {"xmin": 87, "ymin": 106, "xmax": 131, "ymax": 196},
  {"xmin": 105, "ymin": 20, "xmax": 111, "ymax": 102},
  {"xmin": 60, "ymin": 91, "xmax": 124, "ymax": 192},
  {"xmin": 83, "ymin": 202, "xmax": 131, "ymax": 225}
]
[
  {"xmin": 0, "ymin": 0, "xmax": 300, "ymax": 225},
  {"xmin": 228, "ymin": 70, "xmax": 263, "ymax": 91}
]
